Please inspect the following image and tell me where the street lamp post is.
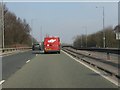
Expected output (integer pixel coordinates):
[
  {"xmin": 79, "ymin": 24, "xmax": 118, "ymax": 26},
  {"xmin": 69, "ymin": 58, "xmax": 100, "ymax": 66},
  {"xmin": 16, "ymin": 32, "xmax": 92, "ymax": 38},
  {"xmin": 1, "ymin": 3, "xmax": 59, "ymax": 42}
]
[
  {"xmin": 40, "ymin": 25, "xmax": 42, "ymax": 42},
  {"xmin": 81, "ymin": 35, "xmax": 82, "ymax": 48},
  {"xmin": 86, "ymin": 27, "xmax": 87, "ymax": 48},
  {"xmin": 82, "ymin": 26, "xmax": 87, "ymax": 48},
  {"xmin": 31, "ymin": 19, "xmax": 42, "ymax": 45},
  {"xmin": 0, "ymin": 2, "xmax": 2, "ymax": 48},
  {"xmin": 96, "ymin": 6, "xmax": 105, "ymax": 48},
  {"xmin": 31, "ymin": 19, "xmax": 34, "ymax": 46},
  {"xmin": 1, "ymin": 1, "xmax": 4, "ymax": 49}
]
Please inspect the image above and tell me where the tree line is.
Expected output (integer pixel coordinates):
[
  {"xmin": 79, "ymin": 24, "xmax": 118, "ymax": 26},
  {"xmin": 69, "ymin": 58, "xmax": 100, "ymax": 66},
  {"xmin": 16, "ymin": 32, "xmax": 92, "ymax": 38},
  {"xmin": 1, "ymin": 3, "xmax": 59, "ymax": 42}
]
[
  {"xmin": 1, "ymin": 4, "xmax": 37, "ymax": 48},
  {"xmin": 73, "ymin": 26, "xmax": 119, "ymax": 48}
]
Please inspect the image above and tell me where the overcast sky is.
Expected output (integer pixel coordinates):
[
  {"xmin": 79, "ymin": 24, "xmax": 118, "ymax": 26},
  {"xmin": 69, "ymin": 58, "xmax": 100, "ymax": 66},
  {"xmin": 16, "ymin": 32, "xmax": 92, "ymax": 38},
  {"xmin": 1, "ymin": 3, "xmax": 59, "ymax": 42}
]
[{"xmin": 5, "ymin": 1, "xmax": 118, "ymax": 44}]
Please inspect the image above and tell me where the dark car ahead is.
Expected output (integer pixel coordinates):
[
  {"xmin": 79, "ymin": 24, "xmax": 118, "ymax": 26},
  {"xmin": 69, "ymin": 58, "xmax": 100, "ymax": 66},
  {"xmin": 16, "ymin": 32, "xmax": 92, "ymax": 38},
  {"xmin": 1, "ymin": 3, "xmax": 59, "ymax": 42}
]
[{"xmin": 32, "ymin": 43, "xmax": 41, "ymax": 51}]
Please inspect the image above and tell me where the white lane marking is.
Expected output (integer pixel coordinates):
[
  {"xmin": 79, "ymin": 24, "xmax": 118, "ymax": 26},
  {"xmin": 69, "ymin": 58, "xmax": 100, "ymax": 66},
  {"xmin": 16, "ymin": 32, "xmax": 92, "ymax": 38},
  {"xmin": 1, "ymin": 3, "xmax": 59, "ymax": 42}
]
[
  {"xmin": 36, "ymin": 54, "xmax": 38, "ymax": 56},
  {"xmin": 26, "ymin": 60, "xmax": 30, "ymax": 63},
  {"xmin": 61, "ymin": 50, "xmax": 119, "ymax": 86},
  {"xmin": 0, "ymin": 80, "xmax": 5, "ymax": 85}
]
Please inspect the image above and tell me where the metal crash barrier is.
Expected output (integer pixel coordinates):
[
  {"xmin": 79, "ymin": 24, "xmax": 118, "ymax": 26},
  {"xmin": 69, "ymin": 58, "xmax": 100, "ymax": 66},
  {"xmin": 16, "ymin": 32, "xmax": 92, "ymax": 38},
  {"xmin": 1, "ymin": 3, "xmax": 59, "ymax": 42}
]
[{"xmin": 0, "ymin": 47, "xmax": 31, "ymax": 53}]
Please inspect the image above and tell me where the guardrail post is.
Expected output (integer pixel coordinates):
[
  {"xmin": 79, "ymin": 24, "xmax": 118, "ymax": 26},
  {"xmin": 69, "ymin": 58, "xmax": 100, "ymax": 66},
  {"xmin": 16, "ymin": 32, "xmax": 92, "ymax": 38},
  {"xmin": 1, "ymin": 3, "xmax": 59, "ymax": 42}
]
[
  {"xmin": 2, "ymin": 49, "xmax": 4, "ymax": 53},
  {"xmin": 107, "ymin": 51, "xmax": 110, "ymax": 60}
]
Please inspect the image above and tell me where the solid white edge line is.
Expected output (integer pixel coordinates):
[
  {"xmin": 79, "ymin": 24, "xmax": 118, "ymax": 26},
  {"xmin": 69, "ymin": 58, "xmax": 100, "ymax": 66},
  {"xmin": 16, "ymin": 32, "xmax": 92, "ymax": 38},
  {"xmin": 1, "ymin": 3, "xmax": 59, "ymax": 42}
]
[
  {"xmin": 61, "ymin": 50, "xmax": 119, "ymax": 87},
  {"xmin": 26, "ymin": 60, "xmax": 30, "ymax": 63},
  {"xmin": 0, "ymin": 80, "xmax": 5, "ymax": 85}
]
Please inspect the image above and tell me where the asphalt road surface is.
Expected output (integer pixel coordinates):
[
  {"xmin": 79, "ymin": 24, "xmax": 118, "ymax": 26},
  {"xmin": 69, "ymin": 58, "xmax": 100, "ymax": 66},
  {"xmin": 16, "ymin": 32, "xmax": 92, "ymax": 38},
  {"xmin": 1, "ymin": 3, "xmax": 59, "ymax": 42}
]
[
  {"xmin": 2, "ymin": 50, "xmax": 118, "ymax": 88},
  {"xmin": 2, "ymin": 50, "xmax": 36, "ymax": 80}
]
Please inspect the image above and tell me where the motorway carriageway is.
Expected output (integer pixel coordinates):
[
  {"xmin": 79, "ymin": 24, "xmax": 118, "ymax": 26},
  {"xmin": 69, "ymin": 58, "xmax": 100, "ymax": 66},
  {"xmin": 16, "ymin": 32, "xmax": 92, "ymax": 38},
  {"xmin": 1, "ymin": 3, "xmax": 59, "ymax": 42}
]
[{"xmin": 1, "ymin": 50, "xmax": 118, "ymax": 88}]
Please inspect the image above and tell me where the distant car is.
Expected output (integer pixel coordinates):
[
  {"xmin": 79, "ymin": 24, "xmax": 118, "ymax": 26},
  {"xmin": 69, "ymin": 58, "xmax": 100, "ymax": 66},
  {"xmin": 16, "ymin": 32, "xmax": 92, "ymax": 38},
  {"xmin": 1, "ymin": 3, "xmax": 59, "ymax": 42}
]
[{"xmin": 32, "ymin": 43, "xmax": 41, "ymax": 51}]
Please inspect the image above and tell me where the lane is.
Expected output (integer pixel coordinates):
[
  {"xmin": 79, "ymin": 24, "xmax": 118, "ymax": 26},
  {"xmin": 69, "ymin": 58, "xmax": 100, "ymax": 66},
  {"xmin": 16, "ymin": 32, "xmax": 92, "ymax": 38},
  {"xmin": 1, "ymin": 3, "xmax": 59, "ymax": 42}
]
[
  {"xmin": 2, "ymin": 50, "xmax": 36, "ymax": 80},
  {"xmin": 3, "ymin": 51, "xmax": 117, "ymax": 88}
]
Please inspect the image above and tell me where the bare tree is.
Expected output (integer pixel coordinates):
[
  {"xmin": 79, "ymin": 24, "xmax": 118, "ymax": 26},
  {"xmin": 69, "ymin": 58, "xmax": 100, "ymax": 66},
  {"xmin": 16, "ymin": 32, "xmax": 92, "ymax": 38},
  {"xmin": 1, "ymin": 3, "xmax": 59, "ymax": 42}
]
[
  {"xmin": 4, "ymin": 4, "xmax": 34, "ymax": 47},
  {"xmin": 73, "ymin": 27, "xmax": 118, "ymax": 48}
]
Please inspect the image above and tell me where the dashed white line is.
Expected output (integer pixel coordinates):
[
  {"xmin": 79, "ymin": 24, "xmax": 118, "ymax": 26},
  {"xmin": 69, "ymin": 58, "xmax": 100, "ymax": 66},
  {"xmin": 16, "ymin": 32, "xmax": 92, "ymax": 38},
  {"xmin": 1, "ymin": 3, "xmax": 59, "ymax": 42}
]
[
  {"xmin": 61, "ymin": 50, "xmax": 119, "ymax": 86},
  {"xmin": 26, "ymin": 60, "xmax": 30, "ymax": 63},
  {"xmin": 0, "ymin": 80, "xmax": 5, "ymax": 85}
]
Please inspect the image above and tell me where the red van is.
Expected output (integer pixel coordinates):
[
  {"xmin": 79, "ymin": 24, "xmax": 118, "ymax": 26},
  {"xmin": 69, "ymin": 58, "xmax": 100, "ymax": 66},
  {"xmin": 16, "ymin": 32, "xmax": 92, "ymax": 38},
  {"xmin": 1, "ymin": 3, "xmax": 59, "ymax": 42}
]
[{"xmin": 44, "ymin": 36, "xmax": 60, "ymax": 53}]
